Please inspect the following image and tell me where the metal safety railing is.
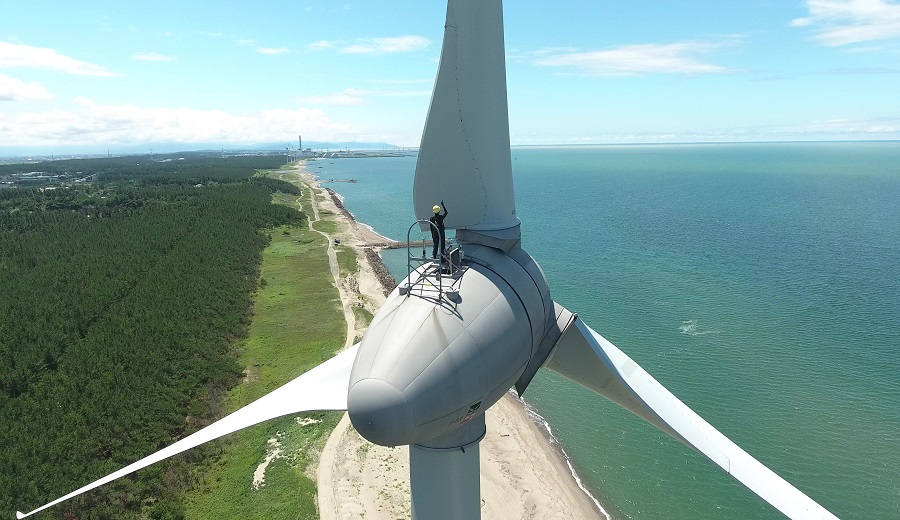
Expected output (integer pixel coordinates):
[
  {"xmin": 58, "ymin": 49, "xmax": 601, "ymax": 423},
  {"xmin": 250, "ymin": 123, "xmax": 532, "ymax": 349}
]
[{"xmin": 400, "ymin": 220, "xmax": 463, "ymax": 301}]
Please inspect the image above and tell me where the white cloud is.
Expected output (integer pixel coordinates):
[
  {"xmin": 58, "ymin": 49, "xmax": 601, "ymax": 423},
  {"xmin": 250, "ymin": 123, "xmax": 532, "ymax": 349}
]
[
  {"xmin": 511, "ymin": 116, "xmax": 900, "ymax": 145},
  {"xmin": 0, "ymin": 99, "xmax": 355, "ymax": 146},
  {"xmin": 791, "ymin": 0, "xmax": 900, "ymax": 46},
  {"xmin": 771, "ymin": 116, "xmax": 900, "ymax": 136},
  {"xmin": 533, "ymin": 41, "xmax": 735, "ymax": 76},
  {"xmin": 308, "ymin": 40, "xmax": 332, "ymax": 51},
  {"xmin": 131, "ymin": 52, "xmax": 175, "ymax": 62},
  {"xmin": 0, "ymin": 74, "xmax": 54, "ymax": 101},
  {"xmin": 380, "ymin": 90, "xmax": 431, "ymax": 98},
  {"xmin": 338, "ymin": 36, "xmax": 430, "ymax": 54},
  {"xmin": 237, "ymin": 39, "xmax": 289, "ymax": 55},
  {"xmin": 0, "ymin": 41, "xmax": 118, "ymax": 76},
  {"xmin": 819, "ymin": 66, "xmax": 900, "ymax": 73}
]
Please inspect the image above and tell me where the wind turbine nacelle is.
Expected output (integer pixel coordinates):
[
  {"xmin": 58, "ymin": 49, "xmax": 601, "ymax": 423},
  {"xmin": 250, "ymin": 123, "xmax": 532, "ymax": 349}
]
[{"xmin": 347, "ymin": 245, "xmax": 552, "ymax": 446}]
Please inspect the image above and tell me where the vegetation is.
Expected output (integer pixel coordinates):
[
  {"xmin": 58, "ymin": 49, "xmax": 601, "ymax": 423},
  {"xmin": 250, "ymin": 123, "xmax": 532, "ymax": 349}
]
[
  {"xmin": 335, "ymin": 247, "xmax": 357, "ymax": 275},
  {"xmin": 0, "ymin": 153, "xmax": 288, "ymax": 186},
  {"xmin": 311, "ymin": 220, "xmax": 339, "ymax": 235},
  {"xmin": 0, "ymin": 154, "xmax": 332, "ymax": 519},
  {"xmin": 183, "ymin": 224, "xmax": 344, "ymax": 519},
  {"xmin": 183, "ymin": 187, "xmax": 346, "ymax": 519}
]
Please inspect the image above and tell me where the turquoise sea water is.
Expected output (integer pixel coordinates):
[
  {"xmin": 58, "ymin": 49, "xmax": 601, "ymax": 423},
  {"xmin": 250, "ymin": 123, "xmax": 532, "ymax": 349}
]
[{"xmin": 318, "ymin": 142, "xmax": 900, "ymax": 520}]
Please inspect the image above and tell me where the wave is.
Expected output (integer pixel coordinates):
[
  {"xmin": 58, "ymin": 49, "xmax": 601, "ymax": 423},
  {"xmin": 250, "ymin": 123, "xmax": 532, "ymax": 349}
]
[
  {"xmin": 679, "ymin": 319, "xmax": 721, "ymax": 336},
  {"xmin": 360, "ymin": 222, "xmax": 394, "ymax": 243},
  {"xmin": 510, "ymin": 390, "xmax": 612, "ymax": 520}
]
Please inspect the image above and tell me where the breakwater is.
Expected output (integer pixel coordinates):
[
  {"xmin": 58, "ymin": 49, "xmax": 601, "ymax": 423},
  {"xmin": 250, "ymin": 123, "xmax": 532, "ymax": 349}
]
[{"xmin": 364, "ymin": 248, "xmax": 397, "ymax": 295}]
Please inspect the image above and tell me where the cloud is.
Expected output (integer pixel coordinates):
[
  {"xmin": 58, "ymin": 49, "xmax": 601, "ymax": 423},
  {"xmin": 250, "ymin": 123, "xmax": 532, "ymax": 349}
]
[
  {"xmin": 768, "ymin": 116, "xmax": 900, "ymax": 136},
  {"xmin": 307, "ymin": 40, "xmax": 332, "ymax": 51},
  {"xmin": 380, "ymin": 89, "xmax": 431, "ymax": 98},
  {"xmin": 237, "ymin": 39, "xmax": 290, "ymax": 55},
  {"xmin": 819, "ymin": 66, "xmax": 900, "ymax": 74},
  {"xmin": 511, "ymin": 116, "xmax": 900, "ymax": 145},
  {"xmin": 342, "ymin": 36, "xmax": 430, "ymax": 54},
  {"xmin": 131, "ymin": 52, "xmax": 175, "ymax": 62},
  {"xmin": 0, "ymin": 41, "xmax": 118, "ymax": 76},
  {"xmin": 315, "ymin": 35, "xmax": 430, "ymax": 55},
  {"xmin": 791, "ymin": 0, "xmax": 900, "ymax": 45},
  {"xmin": 256, "ymin": 47, "xmax": 289, "ymax": 55},
  {"xmin": 0, "ymin": 74, "xmax": 54, "ymax": 101},
  {"xmin": 0, "ymin": 99, "xmax": 355, "ymax": 146},
  {"xmin": 533, "ymin": 40, "xmax": 736, "ymax": 76}
]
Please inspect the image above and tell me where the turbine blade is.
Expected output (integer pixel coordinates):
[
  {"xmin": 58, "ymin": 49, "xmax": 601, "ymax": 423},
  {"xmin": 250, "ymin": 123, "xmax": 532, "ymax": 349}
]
[
  {"xmin": 544, "ymin": 316, "xmax": 838, "ymax": 520},
  {"xmin": 413, "ymin": 0, "xmax": 519, "ymax": 232},
  {"xmin": 16, "ymin": 344, "xmax": 359, "ymax": 519}
]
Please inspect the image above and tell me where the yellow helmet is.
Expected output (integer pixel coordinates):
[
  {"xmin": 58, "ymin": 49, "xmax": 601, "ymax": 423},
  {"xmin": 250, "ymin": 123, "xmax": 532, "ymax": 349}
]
[{"xmin": 433, "ymin": 205, "xmax": 441, "ymax": 213}]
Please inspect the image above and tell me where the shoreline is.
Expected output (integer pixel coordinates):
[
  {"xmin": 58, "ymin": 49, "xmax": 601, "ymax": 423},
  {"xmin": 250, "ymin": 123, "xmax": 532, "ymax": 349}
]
[
  {"xmin": 301, "ymin": 162, "xmax": 607, "ymax": 519},
  {"xmin": 513, "ymin": 393, "xmax": 610, "ymax": 518}
]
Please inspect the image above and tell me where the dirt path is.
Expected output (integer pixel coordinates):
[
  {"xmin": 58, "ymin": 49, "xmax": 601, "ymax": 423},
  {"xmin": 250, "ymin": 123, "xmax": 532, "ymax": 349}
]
[
  {"xmin": 292, "ymin": 163, "xmax": 404, "ymax": 519},
  {"xmin": 299, "ymin": 186, "xmax": 357, "ymax": 350}
]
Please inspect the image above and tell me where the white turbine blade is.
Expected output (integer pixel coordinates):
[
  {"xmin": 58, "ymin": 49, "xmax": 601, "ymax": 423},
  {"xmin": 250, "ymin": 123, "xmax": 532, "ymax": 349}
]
[
  {"xmin": 16, "ymin": 344, "xmax": 359, "ymax": 520},
  {"xmin": 413, "ymin": 0, "xmax": 519, "ymax": 231},
  {"xmin": 544, "ymin": 317, "xmax": 838, "ymax": 520}
]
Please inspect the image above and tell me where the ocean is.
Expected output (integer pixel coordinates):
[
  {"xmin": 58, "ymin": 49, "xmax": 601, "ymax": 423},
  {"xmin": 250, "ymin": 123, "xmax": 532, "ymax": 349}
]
[{"xmin": 317, "ymin": 142, "xmax": 900, "ymax": 520}]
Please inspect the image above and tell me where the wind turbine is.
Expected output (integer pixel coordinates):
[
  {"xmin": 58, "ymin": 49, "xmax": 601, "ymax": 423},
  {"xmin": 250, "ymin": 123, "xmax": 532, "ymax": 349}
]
[{"xmin": 16, "ymin": 1, "xmax": 839, "ymax": 519}]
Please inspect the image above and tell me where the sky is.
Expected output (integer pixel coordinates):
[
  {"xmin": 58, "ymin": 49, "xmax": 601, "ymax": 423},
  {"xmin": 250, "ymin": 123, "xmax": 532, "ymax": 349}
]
[{"xmin": 2, "ymin": 0, "xmax": 899, "ymax": 152}]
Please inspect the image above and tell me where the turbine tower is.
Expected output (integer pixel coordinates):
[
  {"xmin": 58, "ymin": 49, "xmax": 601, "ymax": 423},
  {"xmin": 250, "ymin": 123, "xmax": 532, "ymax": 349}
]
[{"xmin": 16, "ymin": 2, "xmax": 840, "ymax": 520}]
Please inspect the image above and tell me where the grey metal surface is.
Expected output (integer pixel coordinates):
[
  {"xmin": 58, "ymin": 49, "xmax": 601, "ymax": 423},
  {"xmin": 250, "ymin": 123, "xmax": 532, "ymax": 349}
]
[
  {"xmin": 409, "ymin": 415, "xmax": 485, "ymax": 520},
  {"xmin": 456, "ymin": 225, "xmax": 521, "ymax": 252},
  {"xmin": 348, "ymin": 249, "xmax": 535, "ymax": 446},
  {"xmin": 515, "ymin": 302, "xmax": 575, "ymax": 396},
  {"xmin": 413, "ymin": 0, "xmax": 519, "ymax": 233}
]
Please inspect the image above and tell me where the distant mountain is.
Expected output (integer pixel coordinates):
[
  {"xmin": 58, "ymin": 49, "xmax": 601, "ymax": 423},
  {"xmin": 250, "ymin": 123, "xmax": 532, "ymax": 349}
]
[
  {"xmin": 0, "ymin": 141, "xmax": 405, "ymax": 160},
  {"xmin": 247, "ymin": 141, "xmax": 402, "ymax": 152}
]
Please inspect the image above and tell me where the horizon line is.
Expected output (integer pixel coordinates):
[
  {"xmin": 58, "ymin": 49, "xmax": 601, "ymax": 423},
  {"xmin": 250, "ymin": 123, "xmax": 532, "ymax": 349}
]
[{"xmin": 2, "ymin": 138, "xmax": 899, "ymax": 162}]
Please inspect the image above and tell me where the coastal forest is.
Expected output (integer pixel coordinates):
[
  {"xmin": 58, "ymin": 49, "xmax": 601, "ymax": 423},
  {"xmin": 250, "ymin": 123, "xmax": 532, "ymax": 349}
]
[{"xmin": 0, "ymin": 154, "xmax": 302, "ymax": 518}]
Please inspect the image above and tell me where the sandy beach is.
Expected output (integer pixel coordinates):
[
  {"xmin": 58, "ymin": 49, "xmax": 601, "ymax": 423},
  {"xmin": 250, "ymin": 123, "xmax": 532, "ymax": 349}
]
[{"xmin": 295, "ymin": 162, "xmax": 605, "ymax": 519}]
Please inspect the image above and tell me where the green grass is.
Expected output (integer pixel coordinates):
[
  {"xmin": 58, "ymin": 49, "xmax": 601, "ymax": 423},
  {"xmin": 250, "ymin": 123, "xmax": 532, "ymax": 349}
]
[
  {"xmin": 311, "ymin": 219, "xmax": 339, "ymax": 234},
  {"xmin": 182, "ymin": 179, "xmax": 346, "ymax": 519},
  {"xmin": 297, "ymin": 189, "xmax": 315, "ymax": 216},
  {"xmin": 335, "ymin": 246, "xmax": 357, "ymax": 274}
]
